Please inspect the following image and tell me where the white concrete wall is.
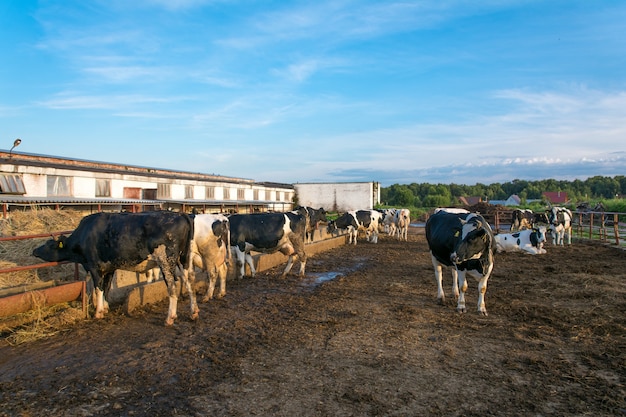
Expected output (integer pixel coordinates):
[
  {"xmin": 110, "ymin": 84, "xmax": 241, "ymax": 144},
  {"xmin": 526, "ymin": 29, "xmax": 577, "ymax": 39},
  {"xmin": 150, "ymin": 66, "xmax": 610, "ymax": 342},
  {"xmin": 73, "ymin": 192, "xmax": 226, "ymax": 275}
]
[{"xmin": 294, "ymin": 182, "xmax": 380, "ymax": 212}]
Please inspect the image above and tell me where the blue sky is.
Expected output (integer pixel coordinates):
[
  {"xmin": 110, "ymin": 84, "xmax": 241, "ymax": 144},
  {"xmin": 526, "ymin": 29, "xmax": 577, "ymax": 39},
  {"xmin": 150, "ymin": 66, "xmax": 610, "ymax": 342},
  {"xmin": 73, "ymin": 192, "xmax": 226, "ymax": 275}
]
[{"xmin": 2, "ymin": 1, "xmax": 625, "ymax": 187}]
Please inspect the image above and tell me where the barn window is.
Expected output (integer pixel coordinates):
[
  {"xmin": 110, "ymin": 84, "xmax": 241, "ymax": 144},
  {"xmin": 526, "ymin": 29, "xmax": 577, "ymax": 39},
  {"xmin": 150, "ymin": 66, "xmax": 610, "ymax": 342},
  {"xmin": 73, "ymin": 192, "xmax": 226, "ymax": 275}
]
[
  {"xmin": 157, "ymin": 183, "xmax": 171, "ymax": 199},
  {"xmin": 96, "ymin": 179, "xmax": 111, "ymax": 197},
  {"xmin": 0, "ymin": 174, "xmax": 26, "ymax": 195},
  {"xmin": 237, "ymin": 188, "xmax": 245, "ymax": 200},
  {"xmin": 206, "ymin": 186, "xmax": 215, "ymax": 199},
  {"xmin": 47, "ymin": 176, "xmax": 72, "ymax": 196},
  {"xmin": 185, "ymin": 185, "xmax": 194, "ymax": 199},
  {"xmin": 223, "ymin": 188, "xmax": 230, "ymax": 200},
  {"xmin": 253, "ymin": 189, "xmax": 259, "ymax": 201}
]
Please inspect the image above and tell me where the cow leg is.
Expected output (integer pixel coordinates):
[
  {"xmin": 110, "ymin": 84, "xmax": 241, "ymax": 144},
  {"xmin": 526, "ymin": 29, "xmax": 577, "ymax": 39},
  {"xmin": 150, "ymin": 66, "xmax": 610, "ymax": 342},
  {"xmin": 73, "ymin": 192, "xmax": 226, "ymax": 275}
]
[
  {"xmin": 233, "ymin": 247, "xmax": 247, "ymax": 279},
  {"xmin": 94, "ymin": 287, "xmax": 106, "ymax": 319},
  {"xmin": 245, "ymin": 253, "xmax": 256, "ymax": 277},
  {"xmin": 91, "ymin": 271, "xmax": 110, "ymax": 319},
  {"xmin": 216, "ymin": 262, "xmax": 227, "ymax": 298},
  {"xmin": 456, "ymin": 270, "xmax": 467, "ymax": 313},
  {"xmin": 180, "ymin": 266, "xmax": 199, "ymax": 321},
  {"xmin": 203, "ymin": 265, "xmax": 217, "ymax": 302},
  {"xmin": 370, "ymin": 230, "xmax": 378, "ymax": 244},
  {"xmin": 476, "ymin": 274, "xmax": 490, "ymax": 316},
  {"xmin": 431, "ymin": 255, "xmax": 446, "ymax": 304}
]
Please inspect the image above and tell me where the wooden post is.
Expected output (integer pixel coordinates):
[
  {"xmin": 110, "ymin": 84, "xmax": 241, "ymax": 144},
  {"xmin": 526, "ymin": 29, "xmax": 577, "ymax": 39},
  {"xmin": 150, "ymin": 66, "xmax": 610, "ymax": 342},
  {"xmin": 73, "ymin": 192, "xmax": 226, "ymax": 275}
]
[{"xmin": 613, "ymin": 213, "xmax": 620, "ymax": 246}]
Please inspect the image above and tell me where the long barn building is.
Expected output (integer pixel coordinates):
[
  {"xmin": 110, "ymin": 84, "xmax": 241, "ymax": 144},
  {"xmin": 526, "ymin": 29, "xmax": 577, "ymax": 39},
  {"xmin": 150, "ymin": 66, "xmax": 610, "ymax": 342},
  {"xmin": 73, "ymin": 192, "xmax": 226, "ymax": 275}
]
[{"xmin": 0, "ymin": 150, "xmax": 295, "ymax": 216}]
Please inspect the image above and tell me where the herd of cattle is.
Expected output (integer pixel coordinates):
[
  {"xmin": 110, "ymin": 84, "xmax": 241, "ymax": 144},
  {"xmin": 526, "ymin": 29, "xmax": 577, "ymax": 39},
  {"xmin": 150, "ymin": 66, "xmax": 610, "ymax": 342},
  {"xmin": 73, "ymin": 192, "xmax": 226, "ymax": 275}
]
[{"xmin": 31, "ymin": 205, "xmax": 573, "ymax": 324}]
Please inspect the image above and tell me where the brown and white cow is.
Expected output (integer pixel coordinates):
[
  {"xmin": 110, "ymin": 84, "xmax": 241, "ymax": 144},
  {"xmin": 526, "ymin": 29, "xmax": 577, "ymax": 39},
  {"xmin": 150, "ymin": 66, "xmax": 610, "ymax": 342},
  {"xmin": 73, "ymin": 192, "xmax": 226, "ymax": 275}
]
[{"xmin": 188, "ymin": 213, "xmax": 231, "ymax": 302}]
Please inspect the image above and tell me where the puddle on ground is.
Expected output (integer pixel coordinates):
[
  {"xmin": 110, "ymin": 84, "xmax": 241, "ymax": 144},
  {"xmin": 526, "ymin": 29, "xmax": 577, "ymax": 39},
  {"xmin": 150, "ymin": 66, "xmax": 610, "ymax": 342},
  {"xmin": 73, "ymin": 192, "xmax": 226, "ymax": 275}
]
[{"xmin": 301, "ymin": 261, "xmax": 366, "ymax": 288}]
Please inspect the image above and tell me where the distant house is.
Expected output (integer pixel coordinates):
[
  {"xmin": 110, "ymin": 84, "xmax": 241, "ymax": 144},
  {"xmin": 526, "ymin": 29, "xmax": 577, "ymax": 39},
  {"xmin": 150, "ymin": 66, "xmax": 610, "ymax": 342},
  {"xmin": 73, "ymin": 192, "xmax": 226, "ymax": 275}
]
[
  {"xmin": 489, "ymin": 194, "xmax": 520, "ymax": 206},
  {"xmin": 543, "ymin": 191, "xmax": 568, "ymax": 204},
  {"xmin": 458, "ymin": 196, "xmax": 483, "ymax": 206}
]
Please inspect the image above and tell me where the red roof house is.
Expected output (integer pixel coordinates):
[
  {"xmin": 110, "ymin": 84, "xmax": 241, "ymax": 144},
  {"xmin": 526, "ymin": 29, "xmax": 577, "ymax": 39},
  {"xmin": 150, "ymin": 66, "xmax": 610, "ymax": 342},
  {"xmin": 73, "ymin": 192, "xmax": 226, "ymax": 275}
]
[{"xmin": 542, "ymin": 191, "xmax": 568, "ymax": 204}]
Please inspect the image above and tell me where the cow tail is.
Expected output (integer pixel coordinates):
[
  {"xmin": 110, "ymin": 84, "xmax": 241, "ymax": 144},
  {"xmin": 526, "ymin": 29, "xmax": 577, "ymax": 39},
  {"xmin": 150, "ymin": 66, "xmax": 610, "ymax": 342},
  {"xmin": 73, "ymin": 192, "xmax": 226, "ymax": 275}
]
[{"xmin": 181, "ymin": 213, "xmax": 194, "ymax": 271}]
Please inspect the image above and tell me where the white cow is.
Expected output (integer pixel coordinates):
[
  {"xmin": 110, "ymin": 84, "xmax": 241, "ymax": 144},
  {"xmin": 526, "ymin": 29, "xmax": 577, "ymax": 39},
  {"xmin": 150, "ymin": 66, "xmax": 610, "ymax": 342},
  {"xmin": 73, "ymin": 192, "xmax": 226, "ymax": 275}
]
[
  {"xmin": 495, "ymin": 226, "xmax": 547, "ymax": 255},
  {"xmin": 188, "ymin": 213, "xmax": 231, "ymax": 302},
  {"xmin": 395, "ymin": 208, "xmax": 411, "ymax": 241}
]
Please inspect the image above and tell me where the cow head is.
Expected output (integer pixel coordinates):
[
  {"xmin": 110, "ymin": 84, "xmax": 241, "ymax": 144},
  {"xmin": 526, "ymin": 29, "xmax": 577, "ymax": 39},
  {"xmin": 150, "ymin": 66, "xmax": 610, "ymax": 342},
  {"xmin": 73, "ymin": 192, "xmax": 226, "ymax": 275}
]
[
  {"xmin": 530, "ymin": 226, "xmax": 547, "ymax": 248},
  {"xmin": 32, "ymin": 235, "xmax": 69, "ymax": 262},
  {"xmin": 450, "ymin": 215, "xmax": 493, "ymax": 264},
  {"xmin": 326, "ymin": 220, "xmax": 337, "ymax": 235}
]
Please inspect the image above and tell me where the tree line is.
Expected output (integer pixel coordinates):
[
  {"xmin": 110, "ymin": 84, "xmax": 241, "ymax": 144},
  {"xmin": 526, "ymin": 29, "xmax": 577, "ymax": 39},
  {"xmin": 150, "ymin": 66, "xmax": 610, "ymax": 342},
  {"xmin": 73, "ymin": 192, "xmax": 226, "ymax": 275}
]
[{"xmin": 381, "ymin": 175, "xmax": 626, "ymax": 210}]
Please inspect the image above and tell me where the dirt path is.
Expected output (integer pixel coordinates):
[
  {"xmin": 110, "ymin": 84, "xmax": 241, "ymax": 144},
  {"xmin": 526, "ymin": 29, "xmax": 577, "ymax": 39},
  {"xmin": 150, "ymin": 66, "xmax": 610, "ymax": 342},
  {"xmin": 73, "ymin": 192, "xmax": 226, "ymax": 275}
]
[{"xmin": 1, "ymin": 231, "xmax": 625, "ymax": 417}]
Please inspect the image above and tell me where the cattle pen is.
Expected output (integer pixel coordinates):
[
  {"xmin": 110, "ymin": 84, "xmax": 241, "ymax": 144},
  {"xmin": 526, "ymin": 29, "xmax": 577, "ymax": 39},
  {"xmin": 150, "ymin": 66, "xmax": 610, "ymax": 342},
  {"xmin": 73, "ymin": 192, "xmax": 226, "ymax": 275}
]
[{"xmin": 481, "ymin": 207, "xmax": 626, "ymax": 247}]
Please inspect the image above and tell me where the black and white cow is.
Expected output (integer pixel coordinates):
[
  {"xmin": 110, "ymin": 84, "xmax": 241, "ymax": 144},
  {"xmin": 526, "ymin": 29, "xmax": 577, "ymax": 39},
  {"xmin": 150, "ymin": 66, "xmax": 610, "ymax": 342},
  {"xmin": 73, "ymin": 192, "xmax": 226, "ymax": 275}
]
[
  {"xmin": 32, "ymin": 211, "xmax": 195, "ymax": 326},
  {"xmin": 547, "ymin": 206, "xmax": 573, "ymax": 245},
  {"xmin": 327, "ymin": 210, "xmax": 382, "ymax": 244},
  {"xmin": 495, "ymin": 226, "xmax": 547, "ymax": 255},
  {"xmin": 229, "ymin": 212, "xmax": 307, "ymax": 279},
  {"xmin": 510, "ymin": 209, "xmax": 549, "ymax": 231},
  {"xmin": 295, "ymin": 206, "xmax": 327, "ymax": 243},
  {"xmin": 188, "ymin": 213, "xmax": 230, "ymax": 302},
  {"xmin": 425, "ymin": 210, "xmax": 495, "ymax": 315}
]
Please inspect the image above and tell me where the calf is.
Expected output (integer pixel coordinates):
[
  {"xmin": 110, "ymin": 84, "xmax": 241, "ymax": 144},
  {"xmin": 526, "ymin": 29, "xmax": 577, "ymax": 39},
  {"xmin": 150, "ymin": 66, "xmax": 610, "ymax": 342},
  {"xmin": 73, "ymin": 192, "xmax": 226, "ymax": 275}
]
[
  {"xmin": 495, "ymin": 226, "xmax": 547, "ymax": 255},
  {"xmin": 188, "ymin": 213, "xmax": 231, "ymax": 302},
  {"xmin": 547, "ymin": 206, "xmax": 573, "ymax": 245},
  {"xmin": 229, "ymin": 212, "xmax": 307, "ymax": 279},
  {"xmin": 33, "ymin": 211, "xmax": 195, "ymax": 326},
  {"xmin": 425, "ymin": 210, "xmax": 495, "ymax": 315}
]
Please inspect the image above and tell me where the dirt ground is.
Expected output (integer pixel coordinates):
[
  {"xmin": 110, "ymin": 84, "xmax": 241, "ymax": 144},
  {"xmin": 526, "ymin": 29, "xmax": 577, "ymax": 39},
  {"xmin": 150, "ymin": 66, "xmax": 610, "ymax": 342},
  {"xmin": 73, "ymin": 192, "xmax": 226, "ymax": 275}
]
[{"xmin": 0, "ymin": 229, "xmax": 625, "ymax": 417}]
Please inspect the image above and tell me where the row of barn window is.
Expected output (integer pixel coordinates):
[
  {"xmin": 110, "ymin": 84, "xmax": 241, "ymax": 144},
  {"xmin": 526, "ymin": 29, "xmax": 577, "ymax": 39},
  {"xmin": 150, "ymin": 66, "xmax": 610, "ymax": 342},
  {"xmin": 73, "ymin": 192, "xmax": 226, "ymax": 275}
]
[{"xmin": 0, "ymin": 174, "xmax": 292, "ymax": 202}]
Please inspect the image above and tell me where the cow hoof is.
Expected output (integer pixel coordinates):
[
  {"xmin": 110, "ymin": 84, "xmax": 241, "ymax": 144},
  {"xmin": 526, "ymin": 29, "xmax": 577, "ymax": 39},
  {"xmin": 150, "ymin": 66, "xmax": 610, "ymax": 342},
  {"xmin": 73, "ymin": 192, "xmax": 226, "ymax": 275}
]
[
  {"xmin": 94, "ymin": 311, "xmax": 105, "ymax": 319},
  {"xmin": 165, "ymin": 317, "xmax": 175, "ymax": 326},
  {"xmin": 437, "ymin": 297, "xmax": 445, "ymax": 305},
  {"xmin": 479, "ymin": 310, "xmax": 488, "ymax": 316},
  {"xmin": 190, "ymin": 311, "xmax": 199, "ymax": 321},
  {"xmin": 202, "ymin": 295, "xmax": 212, "ymax": 303},
  {"xmin": 457, "ymin": 307, "xmax": 467, "ymax": 314}
]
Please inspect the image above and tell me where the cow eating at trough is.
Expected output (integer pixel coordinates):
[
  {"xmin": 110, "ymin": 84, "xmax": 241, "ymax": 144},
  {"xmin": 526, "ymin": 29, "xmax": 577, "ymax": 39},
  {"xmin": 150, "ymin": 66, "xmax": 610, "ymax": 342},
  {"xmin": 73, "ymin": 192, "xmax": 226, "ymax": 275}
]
[
  {"xmin": 495, "ymin": 226, "xmax": 547, "ymax": 255},
  {"xmin": 425, "ymin": 210, "xmax": 495, "ymax": 315},
  {"xmin": 228, "ymin": 212, "xmax": 307, "ymax": 279},
  {"xmin": 32, "ymin": 211, "xmax": 195, "ymax": 326},
  {"xmin": 327, "ymin": 210, "xmax": 382, "ymax": 245},
  {"xmin": 295, "ymin": 206, "xmax": 327, "ymax": 243}
]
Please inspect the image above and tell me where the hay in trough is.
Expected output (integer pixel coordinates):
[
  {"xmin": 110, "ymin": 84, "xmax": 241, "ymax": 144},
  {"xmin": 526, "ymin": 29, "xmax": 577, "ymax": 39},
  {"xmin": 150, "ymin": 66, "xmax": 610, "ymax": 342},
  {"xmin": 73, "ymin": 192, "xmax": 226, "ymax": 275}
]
[{"xmin": 0, "ymin": 208, "xmax": 85, "ymax": 289}]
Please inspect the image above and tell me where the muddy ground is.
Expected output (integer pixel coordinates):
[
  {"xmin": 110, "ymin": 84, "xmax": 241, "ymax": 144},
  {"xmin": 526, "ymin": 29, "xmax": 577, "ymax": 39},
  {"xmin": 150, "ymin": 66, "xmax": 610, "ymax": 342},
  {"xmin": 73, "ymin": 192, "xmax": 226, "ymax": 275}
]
[{"xmin": 0, "ymin": 230, "xmax": 625, "ymax": 417}]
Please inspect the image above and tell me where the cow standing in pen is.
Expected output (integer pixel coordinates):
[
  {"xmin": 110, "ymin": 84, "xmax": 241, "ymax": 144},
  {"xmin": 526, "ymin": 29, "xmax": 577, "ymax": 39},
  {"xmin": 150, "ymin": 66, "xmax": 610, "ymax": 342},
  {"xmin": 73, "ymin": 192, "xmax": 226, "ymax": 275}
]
[
  {"xmin": 32, "ymin": 211, "xmax": 195, "ymax": 326},
  {"xmin": 425, "ymin": 210, "xmax": 495, "ymax": 315},
  {"xmin": 188, "ymin": 213, "xmax": 231, "ymax": 302},
  {"xmin": 228, "ymin": 212, "xmax": 307, "ymax": 279},
  {"xmin": 547, "ymin": 206, "xmax": 573, "ymax": 245}
]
